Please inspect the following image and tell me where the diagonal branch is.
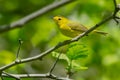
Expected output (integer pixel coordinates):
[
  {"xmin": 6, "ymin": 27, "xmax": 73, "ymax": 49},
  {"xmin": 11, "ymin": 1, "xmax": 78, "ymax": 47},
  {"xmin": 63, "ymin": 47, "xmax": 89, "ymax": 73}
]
[
  {"xmin": 0, "ymin": 0, "xmax": 75, "ymax": 33},
  {"xmin": 113, "ymin": 0, "xmax": 120, "ymax": 24},
  {"xmin": 2, "ymin": 71, "xmax": 20, "ymax": 80},
  {"xmin": 49, "ymin": 52, "xmax": 62, "ymax": 74},
  {"xmin": 113, "ymin": 0, "xmax": 117, "ymax": 9}
]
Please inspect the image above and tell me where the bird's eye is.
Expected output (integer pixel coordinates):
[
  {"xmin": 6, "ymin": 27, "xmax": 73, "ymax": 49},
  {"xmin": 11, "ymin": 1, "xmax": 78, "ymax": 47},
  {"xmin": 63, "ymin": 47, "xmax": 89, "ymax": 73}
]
[{"xmin": 58, "ymin": 18, "xmax": 61, "ymax": 20}]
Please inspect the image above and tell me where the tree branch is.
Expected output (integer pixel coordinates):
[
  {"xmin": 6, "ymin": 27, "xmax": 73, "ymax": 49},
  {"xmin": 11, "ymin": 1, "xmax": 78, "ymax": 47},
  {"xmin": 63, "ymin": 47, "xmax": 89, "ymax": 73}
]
[
  {"xmin": 2, "ymin": 73, "xmax": 72, "ymax": 80},
  {"xmin": 2, "ymin": 71, "xmax": 20, "ymax": 80},
  {"xmin": 0, "ymin": 0, "xmax": 75, "ymax": 33},
  {"xmin": 113, "ymin": 0, "xmax": 117, "ymax": 9},
  {"xmin": 49, "ymin": 52, "xmax": 62, "ymax": 74},
  {"xmin": 113, "ymin": 0, "xmax": 120, "ymax": 24}
]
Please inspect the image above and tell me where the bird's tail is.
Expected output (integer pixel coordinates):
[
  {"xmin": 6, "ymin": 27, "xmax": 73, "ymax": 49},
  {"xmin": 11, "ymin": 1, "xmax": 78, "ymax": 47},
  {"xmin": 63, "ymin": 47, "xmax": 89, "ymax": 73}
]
[{"xmin": 93, "ymin": 30, "xmax": 108, "ymax": 36}]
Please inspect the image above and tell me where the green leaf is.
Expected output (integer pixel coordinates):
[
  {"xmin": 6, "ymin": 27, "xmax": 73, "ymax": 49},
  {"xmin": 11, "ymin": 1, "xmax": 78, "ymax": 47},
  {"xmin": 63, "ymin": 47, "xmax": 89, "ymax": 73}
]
[
  {"xmin": 72, "ymin": 61, "xmax": 88, "ymax": 70},
  {"xmin": 66, "ymin": 42, "xmax": 88, "ymax": 60},
  {"xmin": 52, "ymin": 51, "xmax": 70, "ymax": 63},
  {"xmin": 52, "ymin": 42, "xmax": 88, "ymax": 72}
]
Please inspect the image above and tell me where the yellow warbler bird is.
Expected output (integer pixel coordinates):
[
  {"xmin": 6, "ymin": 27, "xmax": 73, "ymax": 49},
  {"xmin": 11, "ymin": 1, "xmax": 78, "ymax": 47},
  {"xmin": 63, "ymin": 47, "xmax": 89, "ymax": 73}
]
[{"xmin": 53, "ymin": 16, "xmax": 107, "ymax": 38}]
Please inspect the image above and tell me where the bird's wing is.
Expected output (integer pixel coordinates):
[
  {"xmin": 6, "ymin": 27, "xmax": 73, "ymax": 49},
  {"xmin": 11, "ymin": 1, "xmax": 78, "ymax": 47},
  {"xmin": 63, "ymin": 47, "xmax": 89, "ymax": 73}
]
[{"xmin": 67, "ymin": 22, "xmax": 88, "ymax": 32}]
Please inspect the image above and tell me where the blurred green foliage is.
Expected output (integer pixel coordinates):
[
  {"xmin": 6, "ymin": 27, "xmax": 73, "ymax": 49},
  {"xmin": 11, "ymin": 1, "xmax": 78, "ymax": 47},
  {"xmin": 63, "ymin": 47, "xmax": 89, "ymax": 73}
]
[{"xmin": 0, "ymin": 0, "xmax": 120, "ymax": 80}]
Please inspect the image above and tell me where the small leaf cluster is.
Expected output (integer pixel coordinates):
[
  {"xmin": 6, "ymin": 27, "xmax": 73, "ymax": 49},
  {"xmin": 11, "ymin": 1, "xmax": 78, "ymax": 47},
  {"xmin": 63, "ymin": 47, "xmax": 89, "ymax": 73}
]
[{"xmin": 52, "ymin": 42, "xmax": 88, "ymax": 73}]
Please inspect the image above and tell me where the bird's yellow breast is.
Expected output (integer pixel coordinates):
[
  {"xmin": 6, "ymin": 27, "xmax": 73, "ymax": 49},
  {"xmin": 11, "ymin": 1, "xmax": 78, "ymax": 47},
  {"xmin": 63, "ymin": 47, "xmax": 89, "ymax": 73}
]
[{"xmin": 59, "ymin": 24, "xmax": 80, "ymax": 37}]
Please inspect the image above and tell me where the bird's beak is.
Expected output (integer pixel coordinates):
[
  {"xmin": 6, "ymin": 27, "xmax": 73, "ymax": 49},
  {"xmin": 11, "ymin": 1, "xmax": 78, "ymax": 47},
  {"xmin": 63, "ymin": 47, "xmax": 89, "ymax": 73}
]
[
  {"xmin": 53, "ymin": 16, "xmax": 58, "ymax": 23},
  {"xmin": 53, "ymin": 16, "xmax": 57, "ymax": 20}
]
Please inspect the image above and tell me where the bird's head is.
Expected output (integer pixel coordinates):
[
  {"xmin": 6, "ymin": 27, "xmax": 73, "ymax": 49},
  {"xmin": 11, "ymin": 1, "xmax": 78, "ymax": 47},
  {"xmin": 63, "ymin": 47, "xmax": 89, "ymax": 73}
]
[{"xmin": 53, "ymin": 16, "xmax": 69, "ymax": 25}]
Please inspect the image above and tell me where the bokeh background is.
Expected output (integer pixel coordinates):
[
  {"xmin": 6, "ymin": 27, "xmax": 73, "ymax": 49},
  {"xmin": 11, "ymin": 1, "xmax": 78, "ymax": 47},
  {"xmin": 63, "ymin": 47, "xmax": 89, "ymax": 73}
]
[{"xmin": 0, "ymin": 0, "xmax": 120, "ymax": 80}]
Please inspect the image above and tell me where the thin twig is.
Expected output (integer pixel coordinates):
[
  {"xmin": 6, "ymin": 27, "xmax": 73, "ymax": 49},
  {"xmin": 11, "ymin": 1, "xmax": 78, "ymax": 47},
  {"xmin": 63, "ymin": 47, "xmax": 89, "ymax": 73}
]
[
  {"xmin": 113, "ymin": 0, "xmax": 117, "ymax": 9},
  {"xmin": 0, "ymin": 0, "xmax": 75, "ymax": 33},
  {"xmin": 49, "ymin": 52, "xmax": 62, "ymax": 74},
  {"xmin": 2, "ymin": 71, "xmax": 20, "ymax": 80},
  {"xmin": 113, "ymin": 0, "xmax": 120, "ymax": 24},
  {"xmin": 16, "ymin": 39, "xmax": 23, "ymax": 60},
  {"xmin": 67, "ymin": 60, "xmax": 73, "ymax": 78}
]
